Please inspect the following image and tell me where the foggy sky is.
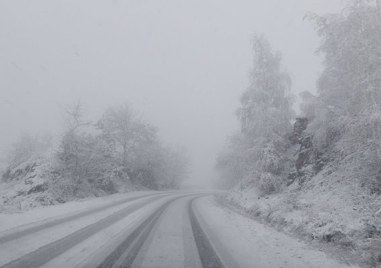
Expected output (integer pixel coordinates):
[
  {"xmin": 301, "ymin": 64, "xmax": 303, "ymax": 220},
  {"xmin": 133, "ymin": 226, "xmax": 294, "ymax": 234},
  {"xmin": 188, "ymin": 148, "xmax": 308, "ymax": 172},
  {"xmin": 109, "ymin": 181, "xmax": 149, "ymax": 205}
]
[{"xmin": 0, "ymin": 0, "xmax": 342, "ymax": 187}]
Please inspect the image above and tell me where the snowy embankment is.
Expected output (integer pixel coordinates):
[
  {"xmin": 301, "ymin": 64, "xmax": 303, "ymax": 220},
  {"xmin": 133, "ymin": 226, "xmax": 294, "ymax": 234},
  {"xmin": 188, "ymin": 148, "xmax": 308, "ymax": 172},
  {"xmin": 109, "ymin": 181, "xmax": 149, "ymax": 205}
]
[
  {"xmin": 196, "ymin": 196, "xmax": 357, "ymax": 268},
  {"xmin": 0, "ymin": 155, "xmax": 143, "ymax": 213},
  {"xmin": 0, "ymin": 157, "xmax": 54, "ymax": 212},
  {"xmin": 219, "ymin": 164, "xmax": 381, "ymax": 267}
]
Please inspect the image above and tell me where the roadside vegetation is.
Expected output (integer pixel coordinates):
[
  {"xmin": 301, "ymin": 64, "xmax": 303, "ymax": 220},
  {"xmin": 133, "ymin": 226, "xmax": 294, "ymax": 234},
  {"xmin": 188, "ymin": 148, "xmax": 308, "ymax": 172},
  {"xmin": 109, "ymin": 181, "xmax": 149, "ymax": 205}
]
[
  {"xmin": 216, "ymin": 1, "xmax": 381, "ymax": 266},
  {"xmin": 1, "ymin": 103, "xmax": 188, "ymax": 210}
]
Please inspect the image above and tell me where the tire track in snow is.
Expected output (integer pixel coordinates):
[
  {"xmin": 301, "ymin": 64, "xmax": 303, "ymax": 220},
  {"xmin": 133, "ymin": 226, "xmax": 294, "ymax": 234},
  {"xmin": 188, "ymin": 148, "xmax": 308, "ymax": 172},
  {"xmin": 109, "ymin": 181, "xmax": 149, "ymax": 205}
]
[
  {"xmin": 99, "ymin": 194, "xmax": 221, "ymax": 268},
  {"xmin": 96, "ymin": 196, "xmax": 182, "ymax": 268},
  {"xmin": 0, "ymin": 195, "xmax": 166, "ymax": 268},
  {"xmin": 189, "ymin": 197, "xmax": 225, "ymax": 268},
  {"xmin": 0, "ymin": 192, "xmax": 164, "ymax": 244}
]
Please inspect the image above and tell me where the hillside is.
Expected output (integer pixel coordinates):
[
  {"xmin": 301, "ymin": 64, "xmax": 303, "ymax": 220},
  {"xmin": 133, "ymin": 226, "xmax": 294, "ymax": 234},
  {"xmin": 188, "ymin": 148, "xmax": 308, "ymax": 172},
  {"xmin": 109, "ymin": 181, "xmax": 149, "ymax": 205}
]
[
  {"xmin": 0, "ymin": 154, "xmax": 142, "ymax": 212},
  {"xmin": 216, "ymin": 3, "xmax": 381, "ymax": 266},
  {"xmin": 221, "ymin": 118, "xmax": 381, "ymax": 267}
]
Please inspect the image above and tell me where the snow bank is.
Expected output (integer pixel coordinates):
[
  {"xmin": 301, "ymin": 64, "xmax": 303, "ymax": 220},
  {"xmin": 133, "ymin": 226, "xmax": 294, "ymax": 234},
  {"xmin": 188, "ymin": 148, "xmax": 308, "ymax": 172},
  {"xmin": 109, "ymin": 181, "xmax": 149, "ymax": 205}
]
[
  {"xmin": 220, "ymin": 162, "xmax": 381, "ymax": 267},
  {"xmin": 197, "ymin": 196, "xmax": 356, "ymax": 268}
]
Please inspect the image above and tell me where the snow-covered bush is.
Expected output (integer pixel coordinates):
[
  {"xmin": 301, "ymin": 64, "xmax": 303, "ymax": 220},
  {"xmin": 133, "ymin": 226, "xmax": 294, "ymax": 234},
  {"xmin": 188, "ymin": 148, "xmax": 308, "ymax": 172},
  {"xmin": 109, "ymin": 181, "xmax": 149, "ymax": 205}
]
[
  {"xmin": 55, "ymin": 131, "xmax": 118, "ymax": 199},
  {"xmin": 253, "ymin": 171, "xmax": 283, "ymax": 195},
  {"xmin": 2, "ymin": 133, "xmax": 52, "ymax": 182}
]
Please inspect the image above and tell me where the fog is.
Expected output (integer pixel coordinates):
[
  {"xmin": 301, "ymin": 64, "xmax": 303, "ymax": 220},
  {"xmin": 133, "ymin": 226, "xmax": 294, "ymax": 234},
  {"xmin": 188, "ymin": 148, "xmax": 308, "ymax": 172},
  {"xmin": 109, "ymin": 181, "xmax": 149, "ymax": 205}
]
[{"xmin": 0, "ymin": 0, "xmax": 342, "ymax": 188}]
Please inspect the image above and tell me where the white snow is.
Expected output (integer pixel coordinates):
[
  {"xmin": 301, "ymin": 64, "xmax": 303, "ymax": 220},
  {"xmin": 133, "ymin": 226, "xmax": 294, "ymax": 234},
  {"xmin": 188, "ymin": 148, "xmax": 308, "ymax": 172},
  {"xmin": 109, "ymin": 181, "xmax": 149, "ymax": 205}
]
[
  {"xmin": 40, "ymin": 195, "xmax": 182, "ymax": 268},
  {"xmin": 224, "ymin": 160, "xmax": 381, "ymax": 266},
  {"xmin": 194, "ymin": 196, "xmax": 358, "ymax": 268},
  {"xmin": 0, "ymin": 191, "xmax": 156, "ymax": 234},
  {"xmin": 0, "ymin": 191, "xmax": 367, "ymax": 267},
  {"xmin": 133, "ymin": 195, "xmax": 202, "ymax": 268},
  {"xmin": 0, "ymin": 194, "xmax": 162, "ymax": 266}
]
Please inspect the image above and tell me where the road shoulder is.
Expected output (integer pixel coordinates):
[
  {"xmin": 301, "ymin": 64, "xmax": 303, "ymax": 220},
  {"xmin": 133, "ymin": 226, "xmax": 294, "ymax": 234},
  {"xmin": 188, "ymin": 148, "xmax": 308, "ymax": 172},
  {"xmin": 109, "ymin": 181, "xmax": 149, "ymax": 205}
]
[{"xmin": 194, "ymin": 196, "xmax": 357, "ymax": 268}]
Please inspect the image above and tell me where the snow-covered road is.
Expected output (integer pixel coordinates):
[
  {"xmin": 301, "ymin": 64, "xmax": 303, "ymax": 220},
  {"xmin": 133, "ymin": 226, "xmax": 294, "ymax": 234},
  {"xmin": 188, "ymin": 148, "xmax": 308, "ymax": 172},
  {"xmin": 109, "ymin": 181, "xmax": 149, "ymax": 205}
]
[{"xmin": 0, "ymin": 192, "xmax": 356, "ymax": 268}]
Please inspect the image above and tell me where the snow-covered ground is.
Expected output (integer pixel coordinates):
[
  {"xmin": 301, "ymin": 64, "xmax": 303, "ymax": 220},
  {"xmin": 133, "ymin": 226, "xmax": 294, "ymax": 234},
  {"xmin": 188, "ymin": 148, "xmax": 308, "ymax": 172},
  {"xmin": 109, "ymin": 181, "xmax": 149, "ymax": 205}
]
[
  {"xmin": 221, "ymin": 161, "xmax": 381, "ymax": 267},
  {"xmin": 0, "ymin": 191, "xmax": 362, "ymax": 267},
  {"xmin": 39, "ymin": 195, "xmax": 179, "ymax": 268},
  {"xmin": 195, "ymin": 196, "xmax": 357, "ymax": 268},
  {"xmin": 0, "ymin": 191, "xmax": 156, "ymax": 233}
]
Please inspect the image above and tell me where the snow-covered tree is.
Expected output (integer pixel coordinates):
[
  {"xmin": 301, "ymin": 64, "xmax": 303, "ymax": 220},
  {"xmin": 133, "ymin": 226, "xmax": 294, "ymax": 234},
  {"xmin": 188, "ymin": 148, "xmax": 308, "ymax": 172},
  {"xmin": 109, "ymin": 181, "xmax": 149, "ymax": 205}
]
[
  {"xmin": 239, "ymin": 36, "xmax": 293, "ymax": 138},
  {"xmin": 303, "ymin": 0, "xmax": 381, "ymax": 191},
  {"xmin": 97, "ymin": 104, "xmax": 157, "ymax": 168},
  {"xmin": 305, "ymin": 1, "xmax": 381, "ymax": 147},
  {"xmin": 96, "ymin": 103, "xmax": 188, "ymax": 189},
  {"xmin": 55, "ymin": 102, "xmax": 99, "ymax": 197},
  {"xmin": 217, "ymin": 36, "xmax": 294, "ymax": 194}
]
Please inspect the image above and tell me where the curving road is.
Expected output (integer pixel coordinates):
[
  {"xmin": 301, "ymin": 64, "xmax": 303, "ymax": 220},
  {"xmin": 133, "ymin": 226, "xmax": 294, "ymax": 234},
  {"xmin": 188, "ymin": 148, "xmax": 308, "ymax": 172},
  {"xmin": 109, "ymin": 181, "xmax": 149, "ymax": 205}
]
[
  {"xmin": 0, "ymin": 193, "xmax": 226, "ymax": 268},
  {"xmin": 0, "ymin": 192, "xmax": 354, "ymax": 268}
]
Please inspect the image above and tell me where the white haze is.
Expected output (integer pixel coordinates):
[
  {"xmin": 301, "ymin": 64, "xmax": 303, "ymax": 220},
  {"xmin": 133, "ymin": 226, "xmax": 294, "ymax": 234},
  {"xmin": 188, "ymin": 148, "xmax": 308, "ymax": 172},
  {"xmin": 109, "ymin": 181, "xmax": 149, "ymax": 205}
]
[{"xmin": 0, "ymin": 0, "xmax": 342, "ymax": 187}]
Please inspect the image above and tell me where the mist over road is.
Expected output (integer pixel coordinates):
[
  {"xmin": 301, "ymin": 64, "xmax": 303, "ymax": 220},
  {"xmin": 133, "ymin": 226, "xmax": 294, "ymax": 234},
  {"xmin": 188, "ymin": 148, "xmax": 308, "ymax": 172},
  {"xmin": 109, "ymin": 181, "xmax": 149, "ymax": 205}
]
[{"xmin": 0, "ymin": 192, "xmax": 352, "ymax": 268}]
